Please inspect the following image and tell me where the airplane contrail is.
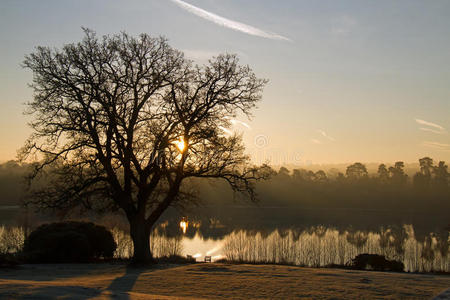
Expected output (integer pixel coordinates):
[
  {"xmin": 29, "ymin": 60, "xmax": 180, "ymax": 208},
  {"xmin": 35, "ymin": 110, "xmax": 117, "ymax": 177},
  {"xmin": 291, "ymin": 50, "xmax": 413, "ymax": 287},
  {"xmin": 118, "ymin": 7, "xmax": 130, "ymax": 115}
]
[
  {"xmin": 170, "ymin": 0, "xmax": 291, "ymax": 41},
  {"xmin": 415, "ymin": 119, "xmax": 445, "ymax": 131},
  {"xmin": 317, "ymin": 129, "xmax": 335, "ymax": 141}
]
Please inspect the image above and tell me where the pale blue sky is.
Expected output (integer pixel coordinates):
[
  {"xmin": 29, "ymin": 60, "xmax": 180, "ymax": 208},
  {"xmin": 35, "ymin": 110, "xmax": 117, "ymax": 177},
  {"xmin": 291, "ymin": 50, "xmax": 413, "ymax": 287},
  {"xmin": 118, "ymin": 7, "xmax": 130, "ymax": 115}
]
[{"xmin": 1, "ymin": 0, "xmax": 450, "ymax": 164}]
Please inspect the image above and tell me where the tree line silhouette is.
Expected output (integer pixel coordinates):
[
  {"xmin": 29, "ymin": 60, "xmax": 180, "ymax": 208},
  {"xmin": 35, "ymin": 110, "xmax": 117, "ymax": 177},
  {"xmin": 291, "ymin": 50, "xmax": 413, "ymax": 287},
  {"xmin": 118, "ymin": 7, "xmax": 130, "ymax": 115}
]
[
  {"xmin": 0, "ymin": 157, "xmax": 448, "ymax": 239},
  {"xmin": 120, "ymin": 156, "xmax": 450, "ymax": 239}
]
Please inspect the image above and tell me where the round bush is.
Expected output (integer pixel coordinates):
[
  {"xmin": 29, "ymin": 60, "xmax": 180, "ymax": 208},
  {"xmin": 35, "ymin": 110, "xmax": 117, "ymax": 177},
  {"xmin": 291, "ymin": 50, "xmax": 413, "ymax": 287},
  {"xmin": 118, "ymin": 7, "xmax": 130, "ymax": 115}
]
[
  {"xmin": 350, "ymin": 254, "xmax": 404, "ymax": 272},
  {"xmin": 24, "ymin": 221, "xmax": 116, "ymax": 263}
]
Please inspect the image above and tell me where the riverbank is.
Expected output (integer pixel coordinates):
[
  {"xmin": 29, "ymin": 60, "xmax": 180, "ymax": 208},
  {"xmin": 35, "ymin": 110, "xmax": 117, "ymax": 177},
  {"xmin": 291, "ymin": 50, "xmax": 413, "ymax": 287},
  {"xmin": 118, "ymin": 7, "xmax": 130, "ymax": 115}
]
[{"xmin": 0, "ymin": 263, "xmax": 449, "ymax": 299}]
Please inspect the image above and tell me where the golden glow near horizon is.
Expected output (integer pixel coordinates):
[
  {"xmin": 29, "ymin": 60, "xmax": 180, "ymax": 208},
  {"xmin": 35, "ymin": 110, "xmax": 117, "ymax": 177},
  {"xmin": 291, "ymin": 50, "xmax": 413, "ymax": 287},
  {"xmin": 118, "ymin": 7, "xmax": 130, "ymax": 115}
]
[
  {"xmin": 173, "ymin": 137, "xmax": 186, "ymax": 153},
  {"xmin": 1, "ymin": 2, "xmax": 450, "ymax": 164}
]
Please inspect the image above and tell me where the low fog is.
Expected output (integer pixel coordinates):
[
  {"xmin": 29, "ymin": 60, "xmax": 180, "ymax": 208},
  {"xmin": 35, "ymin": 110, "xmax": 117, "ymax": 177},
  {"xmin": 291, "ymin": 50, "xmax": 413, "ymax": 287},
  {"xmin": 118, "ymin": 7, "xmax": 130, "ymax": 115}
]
[{"xmin": 1, "ymin": 158, "xmax": 448, "ymax": 241}]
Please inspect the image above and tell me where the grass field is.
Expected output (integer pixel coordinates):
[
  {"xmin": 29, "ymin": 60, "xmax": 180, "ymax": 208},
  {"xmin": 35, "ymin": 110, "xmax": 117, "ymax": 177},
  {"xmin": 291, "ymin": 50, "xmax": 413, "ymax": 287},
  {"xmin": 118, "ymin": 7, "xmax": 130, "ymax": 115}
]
[{"xmin": 0, "ymin": 263, "xmax": 449, "ymax": 299}]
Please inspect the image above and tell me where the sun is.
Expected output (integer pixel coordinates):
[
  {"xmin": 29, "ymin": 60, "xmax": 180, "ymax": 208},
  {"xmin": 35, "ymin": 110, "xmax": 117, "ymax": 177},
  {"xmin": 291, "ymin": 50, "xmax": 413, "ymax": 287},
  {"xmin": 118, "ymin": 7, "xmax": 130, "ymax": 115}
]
[
  {"xmin": 173, "ymin": 137, "xmax": 186, "ymax": 153},
  {"xmin": 179, "ymin": 219, "xmax": 188, "ymax": 234}
]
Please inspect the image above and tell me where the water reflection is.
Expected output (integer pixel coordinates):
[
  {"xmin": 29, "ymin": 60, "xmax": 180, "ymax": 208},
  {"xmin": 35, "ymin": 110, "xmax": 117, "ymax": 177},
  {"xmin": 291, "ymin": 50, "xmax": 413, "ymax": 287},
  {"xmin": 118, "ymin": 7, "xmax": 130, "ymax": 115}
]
[
  {"xmin": 157, "ymin": 206, "xmax": 450, "ymax": 243},
  {"xmin": 182, "ymin": 234, "xmax": 224, "ymax": 262},
  {"xmin": 179, "ymin": 218, "xmax": 188, "ymax": 234},
  {"xmin": 220, "ymin": 226, "xmax": 449, "ymax": 272},
  {"xmin": 110, "ymin": 224, "xmax": 449, "ymax": 272}
]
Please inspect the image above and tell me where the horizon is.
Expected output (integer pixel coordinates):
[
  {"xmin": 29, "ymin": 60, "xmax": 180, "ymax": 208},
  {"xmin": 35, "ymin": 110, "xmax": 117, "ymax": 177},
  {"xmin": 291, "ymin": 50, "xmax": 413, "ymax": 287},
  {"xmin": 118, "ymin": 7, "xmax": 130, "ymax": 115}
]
[
  {"xmin": 1, "ymin": 0, "xmax": 450, "ymax": 164},
  {"xmin": 0, "ymin": 157, "xmax": 430, "ymax": 172}
]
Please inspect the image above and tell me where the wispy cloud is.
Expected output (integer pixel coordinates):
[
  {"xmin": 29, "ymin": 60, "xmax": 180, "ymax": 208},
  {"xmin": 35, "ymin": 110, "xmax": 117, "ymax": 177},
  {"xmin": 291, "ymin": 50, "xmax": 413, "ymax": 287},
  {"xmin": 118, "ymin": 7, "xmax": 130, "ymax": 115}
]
[
  {"xmin": 415, "ymin": 118, "xmax": 445, "ymax": 132},
  {"xmin": 230, "ymin": 119, "xmax": 251, "ymax": 129},
  {"xmin": 419, "ymin": 127, "xmax": 446, "ymax": 135},
  {"xmin": 218, "ymin": 118, "xmax": 251, "ymax": 136},
  {"xmin": 224, "ymin": 117, "xmax": 252, "ymax": 130},
  {"xmin": 317, "ymin": 129, "xmax": 335, "ymax": 142},
  {"xmin": 170, "ymin": 0, "xmax": 291, "ymax": 41},
  {"xmin": 218, "ymin": 126, "xmax": 233, "ymax": 135},
  {"xmin": 311, "ymin": 139, "xmax": 322, "ymax": 144},
  {"xmin": 422, "ymin": 141, "xmax": 450, "ymax": 151}
]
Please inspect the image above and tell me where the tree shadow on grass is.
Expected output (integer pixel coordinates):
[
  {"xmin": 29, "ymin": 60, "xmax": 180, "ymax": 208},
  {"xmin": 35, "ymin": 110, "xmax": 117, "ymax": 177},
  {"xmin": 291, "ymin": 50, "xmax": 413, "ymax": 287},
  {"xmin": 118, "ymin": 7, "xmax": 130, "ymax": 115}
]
[
  {"xmin": 0, "ymin": 263, "xmax": 183, "ymax": 299},
  {"xmin": 101, "ymin": 263, "xmax": 183, "ymax": 299},
  {"xmin": 103, "ymin": 265, "xmax": 145, "ymax": 299},
  {"xmin": 0, "ymin": 263, "xmax": 123, "ymax": 282},
  {"xmin": 0, "ymin": 283, "xmax": 103, "ymax": 299}
]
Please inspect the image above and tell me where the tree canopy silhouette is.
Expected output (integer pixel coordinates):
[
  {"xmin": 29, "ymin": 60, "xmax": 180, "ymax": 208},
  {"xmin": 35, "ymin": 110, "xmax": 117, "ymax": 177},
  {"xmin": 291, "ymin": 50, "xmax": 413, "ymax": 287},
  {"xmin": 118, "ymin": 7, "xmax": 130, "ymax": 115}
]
[
  {"xmin": 20, "ymin": 29, "xmax": 270, "ymax": 263},
  {"xmin": 345, "ymin": 162, "xmax": 368, "ymax": 180}
]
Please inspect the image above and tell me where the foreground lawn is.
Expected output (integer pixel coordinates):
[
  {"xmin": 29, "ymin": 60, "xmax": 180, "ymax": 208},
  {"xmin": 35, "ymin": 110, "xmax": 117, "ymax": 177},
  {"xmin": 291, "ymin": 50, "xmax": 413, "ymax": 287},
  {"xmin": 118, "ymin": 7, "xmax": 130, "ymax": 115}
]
[{"xmin": 0, "ymin": 263, "xmax": 448, "ymax": 299}]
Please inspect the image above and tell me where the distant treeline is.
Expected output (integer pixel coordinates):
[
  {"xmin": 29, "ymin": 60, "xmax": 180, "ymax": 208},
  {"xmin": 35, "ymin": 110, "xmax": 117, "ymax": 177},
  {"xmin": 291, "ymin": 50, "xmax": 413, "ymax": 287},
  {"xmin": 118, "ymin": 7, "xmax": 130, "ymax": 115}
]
[
  {"xmin": 0, "ymin": 161, "xmax": 30, "ymax": 206},
  {"xmin": 0, "ymin": 158, "xmax": 449, "ymax": 236},
  {"xmin": 255, "ymin": 157, "xmax": 449, "ymax": 210},
  {"xmin": 153, "ymin": 157, "xmax": 450, "ymax": 238},
  {"xmin": 1, "ymin": 157, "xmax": 448, "ymax": 210}
]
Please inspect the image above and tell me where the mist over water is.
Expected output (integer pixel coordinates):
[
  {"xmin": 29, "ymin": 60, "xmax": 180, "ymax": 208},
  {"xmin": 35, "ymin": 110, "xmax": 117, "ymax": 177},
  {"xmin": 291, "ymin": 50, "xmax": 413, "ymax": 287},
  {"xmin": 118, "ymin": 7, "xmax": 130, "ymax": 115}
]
[
  {"xmin": 105, "ymin": 224, "xmax": 449, "ymax": 273},
  {"xmin": 0, "ymin": 161, "xmax": 448, "ymax": 272},
  {"xmin": 1, "ymin": 220, "xmax": 447, "ymax": 272},
  {"xmin": 220, "ymin": 226, "xmax": 448, "ymax": 273}
]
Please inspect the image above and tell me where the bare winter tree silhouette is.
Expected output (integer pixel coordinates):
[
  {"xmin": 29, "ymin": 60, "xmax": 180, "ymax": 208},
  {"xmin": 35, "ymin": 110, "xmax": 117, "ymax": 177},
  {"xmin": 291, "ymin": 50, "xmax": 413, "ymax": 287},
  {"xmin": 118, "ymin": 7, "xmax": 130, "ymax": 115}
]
[{"xmin": 20, "ymin": 29, "xmax": 271, "ymax": 263}]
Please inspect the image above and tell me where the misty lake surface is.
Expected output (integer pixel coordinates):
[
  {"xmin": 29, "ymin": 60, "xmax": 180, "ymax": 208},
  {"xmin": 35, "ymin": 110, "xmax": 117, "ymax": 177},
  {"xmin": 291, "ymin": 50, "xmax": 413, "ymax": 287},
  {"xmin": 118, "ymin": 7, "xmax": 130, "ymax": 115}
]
[
  {"xmin": 175, "ymin": 224, "xmax": 449, "ymax": 273},
  {"xmin": 1, "ymin": 205, "xmax": 448, "ymax": 272},
  {"xmin": 182, "ymin": 234, "xmax": 224, "ymax": 261},
  {"xmin": 151, "ymin": 205, "xmax": 449, "ymax": 272}
]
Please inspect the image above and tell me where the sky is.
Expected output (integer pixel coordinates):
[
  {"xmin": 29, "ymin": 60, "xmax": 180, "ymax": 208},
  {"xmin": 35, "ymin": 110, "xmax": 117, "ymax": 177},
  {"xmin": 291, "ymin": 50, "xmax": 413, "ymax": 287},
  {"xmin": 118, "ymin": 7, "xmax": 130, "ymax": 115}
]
[{"xmin": 1, "ymin": 0, "xmax": 450, "ymax": 165}]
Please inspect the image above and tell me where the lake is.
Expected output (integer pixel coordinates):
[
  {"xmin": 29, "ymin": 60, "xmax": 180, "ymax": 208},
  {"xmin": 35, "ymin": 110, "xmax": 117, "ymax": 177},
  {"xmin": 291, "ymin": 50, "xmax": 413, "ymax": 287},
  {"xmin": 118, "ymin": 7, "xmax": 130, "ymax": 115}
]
[{"xmin": 1, "ymin": 205, "xmax": 448, "ymax": 272}]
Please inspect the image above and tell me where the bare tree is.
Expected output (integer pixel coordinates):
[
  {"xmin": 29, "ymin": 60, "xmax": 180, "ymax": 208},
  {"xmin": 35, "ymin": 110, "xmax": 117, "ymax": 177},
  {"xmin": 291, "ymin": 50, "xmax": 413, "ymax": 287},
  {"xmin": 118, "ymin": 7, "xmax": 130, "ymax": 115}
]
[{"xmin": 20, "ymin": 29, "xmax": 271, "ymax": 263}]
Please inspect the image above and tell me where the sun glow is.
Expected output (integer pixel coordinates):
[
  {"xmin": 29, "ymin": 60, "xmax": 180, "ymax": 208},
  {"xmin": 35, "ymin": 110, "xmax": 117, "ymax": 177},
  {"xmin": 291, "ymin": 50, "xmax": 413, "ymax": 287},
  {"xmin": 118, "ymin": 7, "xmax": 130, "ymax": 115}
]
[
  {"xmin": 173, "ymin": 137, "xmax": 186, "ymax": 152},
  {"xmin": 180, "ymin": 218, "xmax": 188, "ymax": 234}
]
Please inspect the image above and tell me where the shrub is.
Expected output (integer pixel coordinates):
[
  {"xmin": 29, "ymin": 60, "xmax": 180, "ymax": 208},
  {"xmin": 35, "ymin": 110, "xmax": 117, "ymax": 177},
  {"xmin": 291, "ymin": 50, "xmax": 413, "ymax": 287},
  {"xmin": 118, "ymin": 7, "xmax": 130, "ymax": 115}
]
[
  {"xmin": 157, "ymin": 255, "xmax": 196, "ymax": 264},
  {"xmin": 24, "ymin": 221, "xmax": 116, "ymax": 263},
  {"xmin": 0, "ymin": 253, "xmax": 22, "ymax": 268},
  {"xmin": 349, "ymin": 253, "xmax": 404, "ymax": 272}
]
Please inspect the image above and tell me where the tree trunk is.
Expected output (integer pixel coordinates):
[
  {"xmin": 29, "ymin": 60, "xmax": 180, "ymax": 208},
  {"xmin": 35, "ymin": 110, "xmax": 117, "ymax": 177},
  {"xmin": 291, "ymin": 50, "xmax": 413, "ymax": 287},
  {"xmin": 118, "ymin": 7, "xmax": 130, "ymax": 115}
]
[{"xmin": 129, "ymin": 217, "xmax": 154, "ymax": 264}]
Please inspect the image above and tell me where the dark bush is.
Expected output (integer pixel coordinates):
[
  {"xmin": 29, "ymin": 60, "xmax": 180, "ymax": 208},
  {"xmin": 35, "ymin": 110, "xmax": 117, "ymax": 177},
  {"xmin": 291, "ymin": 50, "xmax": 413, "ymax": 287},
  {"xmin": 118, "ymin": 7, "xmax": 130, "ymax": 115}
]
[
  {"xmin": 157, "ymin": 255, "xmax": 196, "ymax": 264},
  {"xmin": 24, "ymin": 221, "xmax": 116, "ymax": 263},
  {"xmin": 349, "ymin": 254, "xmax": 404, "ymax": 272},
  {"xmin": 0, "ymin": 253, "xmax": 21, "ymax": 268}
]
